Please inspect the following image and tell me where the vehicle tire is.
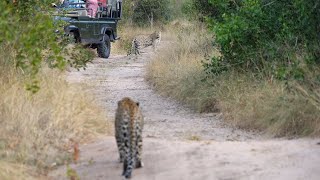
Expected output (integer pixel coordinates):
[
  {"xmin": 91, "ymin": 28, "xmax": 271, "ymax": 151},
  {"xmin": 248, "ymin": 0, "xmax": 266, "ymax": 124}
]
[
  {"xmin": 68, "ymin": 32, "xmax": 80, "ymax": 43},
  {"xmin": 97, "ymin": 35, "xmax": 111, "ymax": 58},
  {"xmin": 74, "ymin": 31, "xmax": 81, "ymax": 43}
]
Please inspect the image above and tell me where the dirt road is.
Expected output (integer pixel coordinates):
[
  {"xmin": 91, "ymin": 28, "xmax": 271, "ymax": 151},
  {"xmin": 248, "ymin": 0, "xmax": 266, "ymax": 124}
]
[{"xmin": 50, "ymin": 43, "xmax": 320, "ymax": 180}]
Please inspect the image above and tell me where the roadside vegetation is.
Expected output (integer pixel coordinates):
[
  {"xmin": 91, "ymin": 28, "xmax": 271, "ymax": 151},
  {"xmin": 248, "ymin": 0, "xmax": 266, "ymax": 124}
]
[
  {"xmin": 0, "ymin": 48, "xmax": 109, "ymax": 177},
  {"xmin": 146, "ymin": 0, "xmax": 320, "ymax": 137},
  {"xmin": 0, "ymin": 1, "xmax": 109, "ymax": 179},
  {"xmin": 146, "ymin": 21, "xmax": 217, "ymax": 111},
  {"xmin": 1, "ymin": 0, "xmax": 319, "ymax": 178}
]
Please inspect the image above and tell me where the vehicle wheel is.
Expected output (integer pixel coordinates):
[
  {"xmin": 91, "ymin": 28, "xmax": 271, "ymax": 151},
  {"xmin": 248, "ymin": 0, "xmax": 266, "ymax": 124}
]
[
  {"xmin": 68, "ymin": 32, "xmax": 80, "ymax": 43},
  {"xmin": 74, "ymin": 31, "xmax": 81, "ymax": 43},
  {"xmin": 97, "ymin": 35, "xmax": 111, "ymax": 58}
]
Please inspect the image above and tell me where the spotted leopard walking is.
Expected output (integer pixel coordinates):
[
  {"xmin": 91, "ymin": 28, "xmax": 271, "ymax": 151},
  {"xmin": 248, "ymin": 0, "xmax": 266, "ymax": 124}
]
[
  {"xmin": 127, "ymin": 31, "xmax": 161, "ymax": 57},
  {"xmin": 115, "ymin": 97, "xmax": 144, "ymax": 179}
]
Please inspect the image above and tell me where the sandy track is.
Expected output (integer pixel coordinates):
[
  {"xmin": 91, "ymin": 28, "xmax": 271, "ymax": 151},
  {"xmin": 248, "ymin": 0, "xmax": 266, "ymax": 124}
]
[{"xmin": 50, "ymin": 43, "xmax": 320, "ymax": 180}]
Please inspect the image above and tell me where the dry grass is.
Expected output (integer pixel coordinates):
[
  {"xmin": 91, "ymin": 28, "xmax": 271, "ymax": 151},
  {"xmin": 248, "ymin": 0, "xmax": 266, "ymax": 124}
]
[
  {"xmin": 0, "ymin": 46, "xmax": 109, "ymax": 178},
  {"xmin": 0, "ymin": 162, "xmax": 34, "ymax": 180},
  {"xmin": 146, "ymin": 21, "xmax": 320, "ymax": 137},
  {"xmin": 146, "ymin": 21, "xmax": 217, "ymax": 112},
  {"xmin": 111, "ymin": 24, "xmax": 159, "ymax": 55},
  {"xmin": 214, "ymin": 74, "xmax": 320, "ymax": 137}
]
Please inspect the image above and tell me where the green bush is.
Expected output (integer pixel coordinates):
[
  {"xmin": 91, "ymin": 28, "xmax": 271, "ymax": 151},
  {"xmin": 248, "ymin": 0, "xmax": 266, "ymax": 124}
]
[
  {"xmin": 0, "ymin": 1, "xmax": 64, "ymax": 69},
  {"xmin": 122, "ymin": 0, "xmax": 172, "ymax": 26},
  {"xmin": 0, "ymin": 1, "xmax": 93, "ymax": 92},
  {"xmin": 182, "ymin": 0, "xmax": 220, "ymax": 20},
  {"xmin": 202, "ymin": 0, "xmax": 320, "ymax": 80}
]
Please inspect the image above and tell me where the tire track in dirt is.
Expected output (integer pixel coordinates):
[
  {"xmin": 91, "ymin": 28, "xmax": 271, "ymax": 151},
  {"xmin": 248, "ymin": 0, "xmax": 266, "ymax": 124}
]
[
  {"xmin": 67, "ymin": 44, "xmax": 260, "ymax": 141},
  {"xmin": 49, "ymin": 43, "xmax": 320, "ymax": 180}
]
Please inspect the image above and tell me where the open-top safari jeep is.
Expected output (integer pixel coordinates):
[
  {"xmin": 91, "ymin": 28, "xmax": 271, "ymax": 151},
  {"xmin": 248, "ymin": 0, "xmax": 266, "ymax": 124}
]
[{"xmin": 55, "ymin": 0, "xmax": 122, "ymax": 58}]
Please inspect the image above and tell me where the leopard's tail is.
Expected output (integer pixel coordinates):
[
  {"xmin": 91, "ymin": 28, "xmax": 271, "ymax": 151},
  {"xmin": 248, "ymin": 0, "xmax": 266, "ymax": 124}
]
[{"xmin": 123, "ymin": 111, "xmax": 136, "ymax": 179}]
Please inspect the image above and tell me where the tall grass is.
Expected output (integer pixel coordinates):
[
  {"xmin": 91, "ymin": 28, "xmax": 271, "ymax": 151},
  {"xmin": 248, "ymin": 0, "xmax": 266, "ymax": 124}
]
[
  {"xmin": 0, "ymin": 45, "xmax": 110, "ymax": 178},
  {"xmin": 214, "ymin": 74, "xmax": 320, "ymax": 136},
  {"xmin": 146, "ymin": 21, "xmax": 218, "ymax": 112},
  {"xmin": 146, "ymin": 21, "xmax": 320, "ymax": 137}
]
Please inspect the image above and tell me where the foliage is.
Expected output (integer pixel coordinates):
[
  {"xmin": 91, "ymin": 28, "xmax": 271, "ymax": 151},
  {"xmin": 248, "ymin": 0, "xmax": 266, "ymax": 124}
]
[
  {"xmin": 182, "ymin": 0, "xmax": 219, "ymax": 20},
  {"xmin": 192, "ymin": 0, "xmax": 320, "ymax": 136},
  {"xmin": 121, "ymin": 0, "xmax": 135, "ymax": 24},
  {"xmin": 146, "ymin": 23, "xmax": 320, "ymax": 137},
  {"xmin": 201, "ymin": 0, "xmax": 320, "ymax": 81},
  {"xmin": 168, "ymin": 0, "xmax": 187, "ymax": 20},
  {"xmin": 0, "ymin": 1, "xmax": 93, "ymax": 92},
  {"xmin": 122, "ymin": 0, "xmax": 172, "ymax": 26},
  {"xmin": 65, "ymin": 45, "xmax": 95, "ymax": 70},
  {"xmin": 66, "ymin": 165, "xmax": 80, "ymax": 180}
]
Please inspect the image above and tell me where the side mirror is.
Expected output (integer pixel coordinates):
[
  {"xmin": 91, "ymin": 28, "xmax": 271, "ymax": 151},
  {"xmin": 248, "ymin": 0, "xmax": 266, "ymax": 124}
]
[{"xmin": 51, "ymin": 3, "xmax": 57, "ymax": 8}]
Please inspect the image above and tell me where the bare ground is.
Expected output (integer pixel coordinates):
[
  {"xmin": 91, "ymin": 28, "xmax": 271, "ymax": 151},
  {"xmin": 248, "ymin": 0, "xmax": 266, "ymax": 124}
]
[{"xmin": 49, "ymin": 43, "xmax": 320, "ymax": 180}]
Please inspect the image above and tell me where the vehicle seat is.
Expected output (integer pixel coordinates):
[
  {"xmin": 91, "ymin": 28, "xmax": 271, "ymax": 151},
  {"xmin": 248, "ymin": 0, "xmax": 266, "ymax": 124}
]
[
  {"xmin": 77, "ymin": 9, "xmax": 88, "ymax": 17},
  {"xmin": 64, "ymin": 9, "xmax": 89, "ymax": 18}
]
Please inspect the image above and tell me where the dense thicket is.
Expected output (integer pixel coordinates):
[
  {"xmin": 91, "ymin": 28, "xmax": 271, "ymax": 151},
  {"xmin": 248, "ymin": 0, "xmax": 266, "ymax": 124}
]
[
  {"xmin": 182, "ymin": 0, "xmax": 219, "ymax": 20},
  {"xmin": 198, "ymin": 0, "xmax": 320, "ymax": 81},
  {"xmin": 122, "ymin": 0, "xmax": 172, "ymax": 26}
]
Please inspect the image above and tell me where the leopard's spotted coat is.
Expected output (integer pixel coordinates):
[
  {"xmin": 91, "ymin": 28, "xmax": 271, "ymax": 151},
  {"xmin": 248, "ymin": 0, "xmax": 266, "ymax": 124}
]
[
  {"xmin": 127, "ymin": 31, "xmax": 161, "ymax": 56},
  {"xmin": 115, "ymin": 97, "xmax": 144, "ymax": 179}
]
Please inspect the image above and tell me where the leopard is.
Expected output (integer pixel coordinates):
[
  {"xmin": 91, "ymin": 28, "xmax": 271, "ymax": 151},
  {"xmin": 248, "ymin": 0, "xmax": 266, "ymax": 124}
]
[
  {"xmin": 115, "ymin": 97, "xmax": 144, "ymax": 179},
  {"xmin": 127, "ymin": 31, "xmax": 161, "ymax": 57}
]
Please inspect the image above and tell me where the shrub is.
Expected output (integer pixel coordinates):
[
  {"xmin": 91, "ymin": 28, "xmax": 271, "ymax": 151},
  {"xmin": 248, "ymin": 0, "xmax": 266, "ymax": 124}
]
[
  {"xmin": 202, "ymin": 0, "xmax": 320, "ymax": 80},
  {"xmin": 122, "ymin": 0, "xmax": 172, "ymax": 26},
  {"xmin": 182, "ymin": 0, "xmax": 219, "ymax": 21},
  {"xmin": 0, "ymin": 1, "xmax": 93, "ymax": 92}
]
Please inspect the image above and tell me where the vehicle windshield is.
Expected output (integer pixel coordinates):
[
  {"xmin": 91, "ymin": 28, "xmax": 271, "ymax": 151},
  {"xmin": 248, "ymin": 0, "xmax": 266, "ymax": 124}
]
[{"xmin": 61, "ymin": 0, "xmax": 86, "ymax": 8}]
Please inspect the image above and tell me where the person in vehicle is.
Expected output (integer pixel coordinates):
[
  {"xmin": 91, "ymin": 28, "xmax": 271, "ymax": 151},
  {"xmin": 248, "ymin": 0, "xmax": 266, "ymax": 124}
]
[
  {"xmin": 98, "ymin": 0, "xmax": 107, "ymax": 7},
  {"xmin": 86, "ymin": 0, "xmax": 98, "ymax": 17}
]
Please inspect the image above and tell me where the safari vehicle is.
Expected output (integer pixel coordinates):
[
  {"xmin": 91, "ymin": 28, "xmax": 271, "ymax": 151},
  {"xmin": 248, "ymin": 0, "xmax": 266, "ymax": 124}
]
[{"xmin": 55, "ymin": 0, "xmax": 122, "ymax": 58}]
